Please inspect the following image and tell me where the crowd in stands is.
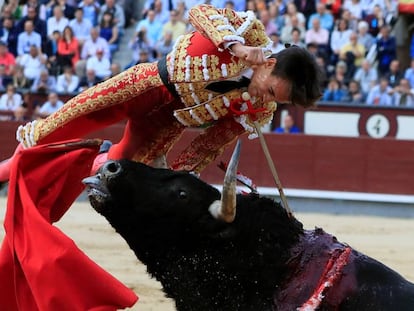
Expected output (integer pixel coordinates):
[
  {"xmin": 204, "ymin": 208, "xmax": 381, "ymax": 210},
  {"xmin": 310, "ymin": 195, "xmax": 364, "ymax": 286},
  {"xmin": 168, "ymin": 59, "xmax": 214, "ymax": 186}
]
[{"xmin": 0, "ymin": 0, "xmax": 412, "ymax": 122}]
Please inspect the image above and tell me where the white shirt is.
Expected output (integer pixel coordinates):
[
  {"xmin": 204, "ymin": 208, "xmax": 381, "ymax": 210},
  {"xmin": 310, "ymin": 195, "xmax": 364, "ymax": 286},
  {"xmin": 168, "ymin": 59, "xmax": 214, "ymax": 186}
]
[
  {"xmin": 38, "ymin": 100, "xmax": 64, "ymax": 116},
  {"xmin": 86, "ymin": 56, "xmax": 111, "ymax": 79},
  {"xmin": 47, "ymin": 16, "xmax": 69, "ymax": 37},
  {"xmin": 18, "ymin": 53, "xmax": 47, "ymax": 80},
  {"xmin": 17, "ymin": 31, "xmax": 42, "ymax": 56},
  {"xmin": 0, "ymin": 93, "xmax": 22, "ymax": 111},
  {"xmin": 69, "ymin": 18, "xmax": 93, "ymax": 41},
  {"xmin": 56, "ymin": 74, "xmax": 80, "ymax": 93}
]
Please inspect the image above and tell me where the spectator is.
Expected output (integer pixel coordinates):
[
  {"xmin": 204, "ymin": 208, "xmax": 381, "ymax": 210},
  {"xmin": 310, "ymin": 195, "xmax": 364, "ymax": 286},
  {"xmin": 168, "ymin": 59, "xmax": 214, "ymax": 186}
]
[
  {"xmin": 110, "ymin": 62, "xmax": 121, "ymax": 78},
  {"xmin": 320, "ymin": 0, "xmax": 342, "ymax": 19},
  {"xmin": 280, "ymin": 15, "xmax": 306, "ymax": 44},
  {"xmin": 16, "ymin": 20, "xmax": 42, "ymax": 56},
  {"xmin": 259, "ymin": 8, "xmax": 278, "ymax": 36},
  {"xmin": 284, "ymin": 2, "xmax": 306, "ymax": 28},
  {"xmin": 69, "ymin": 8, "xmax": 93, "ymax": 48},
  {"xmin": 305, "ymin": 18, "xmax": 330, "ymax": 57},
  {"xmin": 15, "ymin": 6, "xmax": 48, "ymax": 49},
  {"xmin": 322, "ymin": 77, "xmax": 347, "ymax": 102},
  {"xmin": 273, "ymin": 113, "xmax": 301, "ymax": 133},
  {"xmin": 161, "ymin": 10, "xmax": 186, "ymax": 43},
  {"xmin": 366, "ymin": 77, "xmax": 393, "ymax": 106},
  {"xmin": 134, "ymin": 48, "xmax": 151, "ymax": 65},
  {"xmin": 385, "ymin": 59, "xmax": 403, "ymax": 88},
  {"xmin": 290, "ymin": 27, "xmax": 306, "ymax": 48},
  {"xmin": 46, "ymin": 5, "xmax": 69, "ymax": 39},
  {"xmin": 34, "ymin": 91, "xmax": 64, "ymax": 119},
  {"xmin": 343, "ymin": 0, "xmax": 363, "ymax": 23},
  {"xmin": 357, "ymin": 20, "xmax": 375, "ymax": 54},
  {"xmin": 56, "ymin": 65, "xmax": 79, "ymax": 93},
  {"xmin": 49, "ymin": 0, "xmax": 76, "ymax": 20},
  {"xmin": 86, "ymin": 49, "xmax": 111, "ymax": 81},
  {"xmin": 339, "ymin": 31, "xmax": 366, "ymax": 77},
  {"xmin": 353, "ymin": 59, "xmax": 378, "ymax": 96},
  {"xmin": 78, "ymin": 68, "xmax": 99, "ymax": 92},
  {"xmin": 269, "ymin": 33, "xmax": 284, "ymax": 54},
  {"xmin": 393, "ymin": 78, "xmax": 414, "ymax": 107},
  {"xmin": 30, "ymin": 69, "xmax": 57, "ymax": 93},
  {"xmin": 0, "ymin": 84, "xmax": 23, "ymax": 120},
  {"xmin": 361, "ymin": 0, "xmax": 386, "ymax": 17},
  {"xmin": 0, "ymin": 17, "xmax": 18, "ymax": 55},
  {"xmin": 0, "ymin": 41, "xmax": 16, "ymax": 77},
  {"xmin": 364, "ymin": 4, "xmax": 385, "ymax": 37},
  {"xmin": 332, "ymin": 60, "xmax": 352, "ymax": 87},
  {"xmin": 292, "ymin": 0, "xmax": 316, "ymax": 23},
  {"xmin": 99, "ymin": 11, "xmax": 119, "ymax": 54},
  {"xmin": 376, "ymin": 25, "xmax": 396, "ymax": 76},
  {"xmin": 307, "ymin": 3, "xmax": 334, "ymax": 32},
  {"xmin": 57, "ymin": 25, "xmax": 79, "ymax": 69},
  {"xmin": 21, "ymin": 0, "xmax": 47, "ymax": 21},
  {"xmin": 78, "ymin": 0, "xmax": 100, "ymax": 27},
  {"xmin": 12, "ymin": 65, "xmax": 32, "ymax": 90},
  {"xmin": 403, "ymin": 58, "xmax": 414, "ymax": 89},
  {"xmin": 17, "ymin": 45, "xmax": 47, "ymax": 81},
  {"xmin": 128, "ymin": 28, "xmax": 154, "ymax": 67},
  {"xmin": 329, "ymin": 19, "xmax": 352, "ymax": 66},
  {"xmin": 0, "ymin": 64, "xmax": 13, "ymax": 92},
  {"xmin": 135, "ymin": 9, "xmax": 162, "ymax": 49},
  {"xmin": 341, "ymin": 79, "xmax": 365, "ymax": 104},
  {"xmin": 80, "ymin": 27, "xmax": 110, "ymax": 60},
  {"xmin": 98, "ymin": 0, "xmax": 126, "ymax": 31},
  {"xmin": 143, "ymin": 0, "xmax": 170, "ymax": 25},
  {"xmin": 155, "ymin": 30, "xmax": 174, "ymax": 59}
]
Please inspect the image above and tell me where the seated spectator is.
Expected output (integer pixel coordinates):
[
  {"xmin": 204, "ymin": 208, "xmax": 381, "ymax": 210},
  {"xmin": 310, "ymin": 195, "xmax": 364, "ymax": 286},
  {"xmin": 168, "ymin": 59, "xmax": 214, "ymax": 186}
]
[
  {"xmin": 17, "ymin": 45, "xmax": 47, "ymax": 82},
  {"xmin": 46, "ymin": 5, "xmax": 69, "ymax": 39},
  {"xmin": 329, "ymin": 18, "xmax": 352, "ymax": 66},
  {"xmin": 135, "ymin": 9, "xmax": 162, "ymax": 50},
  {"xmin": 69, "ymin": 8, "xmax": 93, "ymax": 48},
  {"xmin": 339, "ymin": 31, "xmax": 366, "ymax": 78},
  {"xmin": 305, "ymin": 18, "xmax": 330, "ymax": 59},
  {"xmin": 30, "ymin": 69, "xmax": 57, "ymax": 93},
  {"xmin": 385, "ymin": 59, "xmax": 403, "ymax": 89},
  {"xmin": 376, "ymin": 25, "xmax": 396, "ymax": 76},
  {"xmin": 48, "ymin": 0, "xmax": 76, "ymax": 20},
  {"xmin": 322, "ymin": 77, "xmax": 347, "ymax": 102},
  {"xmin": 404, "ymin": 58, "xmax": 414, "ymax": 89},
  {"xmin": 78, "ymin": 68, "xmax": 99, "ymax": 92},
  {"xmin": 99, "ymin": 11, "xmax": 119, "ymax": 54},
  {"xmin": 366, "ymin": 77, "xmax": 393, "ymax": 106},
  {"xmin": 284, "ymin": 2, "xmax": 306, "ymax": 29},
  {"xmin": 134, "ymin": 48, "xmax": 151, "ymax": 65},
  {"xmin": 0, "ymin": 84, "xmax": 23, "ymax": 120},
  {"xmin": 86, "ymin": 49, "xmax": 111, "ymax": 81},
  {"xmin": 331, "ymin": 60, "xmax": 351, "ymax": 87},
  {"xmin": 15, "ymin": 5, "xmax": 48, "ymax": 51},
  {"xmin": 34, "ymin": 92, "xmax": 64, "ymax": 119},
  {"xmin": 280, "ymin": 15, "xmax": 306, "ymax": 44},
  {"xmin": 341, "ymin": 80, "xmax": 365, "ymax": 104},
  {"xmin": 110, "ymin": 62, "xmax": 121, "ymax": 78},
  {"xmin": 307, "ymin": 3, "xmax": 334, "ymax": 32},
  {"xmin": 21, "ymin": 0, "xmax": 47, "ymax": 21},
  {"xmin": 57, "ymin": 25, "xmax": 79, "ymax": 69},
  {"xmin": 128, "ymin": 28, "xmax": 154, "ymax": 68},
  {"xmin": 1, "ymin": 17, "xmax": 18, "ymax": 56},
  {"xmin": 161, "ymin": 10, "xmax": 186, "ymax": 43},
  {"xmin": 17, "ymin": 20, "xmax": 42, "ymax": 56},
  {"xmin": 357, "ymin": 20, "xmax": 375, "ymax": 54},
  {"xmin": 56, "ymin": 65, "xmax": 79, "ymax": 93},
  {"xmin": 269, "ymin": 33, "xmax": 284, "ymax": 54},
  {"xmin": 78, "ymin": 0, "xmax": 100, "ymax": 27},
  {"xmin": 12, "ymin": 65, "xmax": 32, "ymax": 90},
  {"xmin": 353, "ymin": 59, "xmax": 378, "ymax": 97},
  {"xmin": 259, "ymin": 8, "xmax": 278, "ymax": 36},
  {"xmin": 0, "ymin": 41, "xmax": 16, "ymax": 78},
  {"xmin": 364, "ymin": 4, "xmax": 385, "ymax": 37},
  {"xmin": 393, "ymin": 78, "xmax": 414, "ymax": 107},
  {"xmin": 273, "ymin": 114, "xmax": 301, "ymax": 133},
  {"xmin": 98, "ymin": 0, "xmax": 126, "ymax": 31},
  {"xmin": 289, "ymin": 27, "xmax": 306, "ymax": 48},
  {"xmin": 155, "ymin": 30, "xmax": 174, "ymax": 59}
]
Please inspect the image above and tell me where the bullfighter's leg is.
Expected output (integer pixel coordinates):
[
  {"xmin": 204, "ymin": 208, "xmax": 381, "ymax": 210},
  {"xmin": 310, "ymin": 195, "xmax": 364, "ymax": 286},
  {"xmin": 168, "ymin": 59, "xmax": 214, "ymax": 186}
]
[{"xmin": 171, "ymin": 118, "xmax": 245, "ymax": 172}]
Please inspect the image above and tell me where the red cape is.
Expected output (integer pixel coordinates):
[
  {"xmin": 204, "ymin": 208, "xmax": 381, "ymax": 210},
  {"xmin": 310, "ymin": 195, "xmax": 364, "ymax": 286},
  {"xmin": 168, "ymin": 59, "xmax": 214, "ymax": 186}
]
[{"xmin": 0, "ymin": 140, "xmax": 138, "ymax": 310}]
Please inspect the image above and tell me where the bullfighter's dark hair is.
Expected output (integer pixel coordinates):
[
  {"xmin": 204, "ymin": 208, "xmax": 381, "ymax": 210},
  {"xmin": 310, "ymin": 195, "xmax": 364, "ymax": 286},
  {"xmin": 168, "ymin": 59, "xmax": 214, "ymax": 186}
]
[{"xmin": 270, "ymin": 45, "xmax": 323, "ymax": 108}]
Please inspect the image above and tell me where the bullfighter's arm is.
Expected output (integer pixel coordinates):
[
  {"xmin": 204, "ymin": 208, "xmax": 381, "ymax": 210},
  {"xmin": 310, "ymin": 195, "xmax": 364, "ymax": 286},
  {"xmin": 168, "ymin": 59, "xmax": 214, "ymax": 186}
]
[{"xmin": 188, "ymin": 4, "xmax": 271, "ymax": 50}]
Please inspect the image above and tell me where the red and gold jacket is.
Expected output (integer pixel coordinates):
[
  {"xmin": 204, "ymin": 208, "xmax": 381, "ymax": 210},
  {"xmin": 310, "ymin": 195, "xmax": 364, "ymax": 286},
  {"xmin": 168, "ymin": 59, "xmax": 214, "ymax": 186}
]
[{"xmin": 16, "ymin": 5, "xmax": 276, "ymax": 172}]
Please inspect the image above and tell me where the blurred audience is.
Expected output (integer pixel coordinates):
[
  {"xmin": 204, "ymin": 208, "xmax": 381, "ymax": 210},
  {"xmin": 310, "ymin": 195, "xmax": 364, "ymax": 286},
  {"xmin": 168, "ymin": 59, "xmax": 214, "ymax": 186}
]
[
  {"xmin": 273, "ymin": 113, "xmax": 301, "ymax": 133},
  {"xmin": 366, "ymin": 77, "xmax": 393, "ymax": 106},
  {"xmin": 0, "ymin": 84, "xmax": 23, "ymax": 120},
  {"xmin": 34, "ymin": 91, "xmax": 63, "ymax": 118},
  {"xmin": 56, "ymin": 65, "xmax": 79, "ymax": 93},
  {"xmin": 30, "ymin": 69, "xmax": 57, "ymax": 93}
]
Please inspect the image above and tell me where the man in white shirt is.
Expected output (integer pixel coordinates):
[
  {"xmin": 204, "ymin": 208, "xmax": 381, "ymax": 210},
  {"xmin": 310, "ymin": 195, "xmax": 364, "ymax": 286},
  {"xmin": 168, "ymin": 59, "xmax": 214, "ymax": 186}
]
[
  {"xmin": 17, "ymin": 45, "xmax": 47, "ymax": 81},
  {"xmin": 35, "ymin": 92, "xmax": 64, "ymax": 118},
  {"xmin": 80, "ymin": 27, "xmax": 110, "ymax": 60},
  {"xmin": 47, "ymin": 5, "xmax": 69, "ymax": 39},
  {"xmin": 86, "ymin": 49, "xmax": 111, "ymax": 81},
  {"xmin": 69, "ymin": 8, "xmax": 93, "ymax": 47},
  {"xmin": 366, "ymin": 77, "xmax": 394, "ymax": 106},
  {"xmin": 56, "ymin": 66, "xmax": 80, "ymax": 93},
  {"xmin": 17, "ymin": 20, "xmax": 42, "ymax": 56},
  {"xmin": 0, "ymin": 84, "xmax": 22, "ymax": 120}
]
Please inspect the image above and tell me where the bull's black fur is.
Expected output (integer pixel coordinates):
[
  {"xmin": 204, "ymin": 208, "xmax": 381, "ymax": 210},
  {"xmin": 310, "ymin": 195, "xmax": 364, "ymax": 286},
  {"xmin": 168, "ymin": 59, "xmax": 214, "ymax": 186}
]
[{"xmin": 85, "ymin": 160, "xmax": 414, "ymax": 311}]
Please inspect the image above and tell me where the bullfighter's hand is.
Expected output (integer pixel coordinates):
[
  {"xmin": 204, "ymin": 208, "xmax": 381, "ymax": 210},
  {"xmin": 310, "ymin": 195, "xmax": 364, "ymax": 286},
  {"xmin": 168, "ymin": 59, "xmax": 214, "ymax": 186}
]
[{"xmin": 230, "ymin": 43, "xmax": 267, "ymax": 65}]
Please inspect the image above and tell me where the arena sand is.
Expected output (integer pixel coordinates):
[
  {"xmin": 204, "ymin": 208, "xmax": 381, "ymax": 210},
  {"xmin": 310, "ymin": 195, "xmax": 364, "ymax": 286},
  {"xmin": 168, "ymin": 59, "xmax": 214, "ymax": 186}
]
[{"xmin": 1, "ymin": 197, "xmax": 413, "ymax": 311}]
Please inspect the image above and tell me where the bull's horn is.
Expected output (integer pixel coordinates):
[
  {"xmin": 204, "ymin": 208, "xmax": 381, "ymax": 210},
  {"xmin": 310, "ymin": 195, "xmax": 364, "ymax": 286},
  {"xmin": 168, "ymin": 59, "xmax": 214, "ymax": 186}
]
[{"xmin": 209, "ymin": 140, "xmax": 240, "ymax": 222}]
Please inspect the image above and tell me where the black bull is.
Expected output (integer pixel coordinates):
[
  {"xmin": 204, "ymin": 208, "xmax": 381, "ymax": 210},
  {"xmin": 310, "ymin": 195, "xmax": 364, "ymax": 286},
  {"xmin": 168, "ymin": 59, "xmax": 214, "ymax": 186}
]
[{"xmin": 83, "ymin": 160, "xmax": 414, "ymax": 311}]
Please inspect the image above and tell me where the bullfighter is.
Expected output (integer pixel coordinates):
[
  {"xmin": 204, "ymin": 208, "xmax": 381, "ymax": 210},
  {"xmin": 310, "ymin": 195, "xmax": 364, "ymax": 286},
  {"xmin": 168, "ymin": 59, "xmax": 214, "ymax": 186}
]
[{"xmin": 0, "ymin": 4, "xmax": 322, "ymax": 181}]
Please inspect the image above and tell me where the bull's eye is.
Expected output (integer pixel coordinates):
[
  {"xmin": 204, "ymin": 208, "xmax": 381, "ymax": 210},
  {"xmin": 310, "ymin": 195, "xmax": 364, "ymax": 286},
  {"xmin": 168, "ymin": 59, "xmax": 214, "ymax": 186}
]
[{"xmin": 178, "ymin": 190, "xmax": 187, "ymax": 200}]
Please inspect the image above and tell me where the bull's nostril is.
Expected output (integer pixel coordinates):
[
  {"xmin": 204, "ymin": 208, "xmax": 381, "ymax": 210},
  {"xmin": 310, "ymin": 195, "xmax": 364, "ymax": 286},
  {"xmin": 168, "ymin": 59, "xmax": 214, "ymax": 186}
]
[{"xmin": 103, "ymin": 160, "xmax": 122, "ymax": 176}]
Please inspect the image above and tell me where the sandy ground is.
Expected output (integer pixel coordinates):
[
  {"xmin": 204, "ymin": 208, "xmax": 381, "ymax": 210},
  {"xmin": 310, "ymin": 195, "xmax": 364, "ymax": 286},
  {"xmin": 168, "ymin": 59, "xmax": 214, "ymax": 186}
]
[{"xmin": 1, "ymin": 197, "xmax": 413, "ymax": 311}]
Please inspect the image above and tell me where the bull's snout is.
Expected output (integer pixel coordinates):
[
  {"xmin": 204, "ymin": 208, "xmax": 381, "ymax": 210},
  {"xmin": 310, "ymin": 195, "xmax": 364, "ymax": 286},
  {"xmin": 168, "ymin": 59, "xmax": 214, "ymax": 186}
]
[{"xmin": 101, "ymin": 160, "xmax": 122, "ymax": 179}]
